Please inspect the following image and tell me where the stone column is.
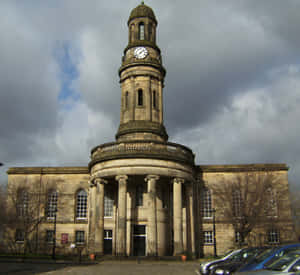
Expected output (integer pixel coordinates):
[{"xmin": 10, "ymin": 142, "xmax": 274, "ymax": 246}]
[
  {"xmin": 94, "ymin": 178, "xmax": 106, "ymax": 255},
  {"xmin": 116, "ymin": 175, "xmax": 128, "ymax": 256},
  {"xmin": 158, "ymin": 81, "xmax": 163, "ymax": 123},
  {"xmin": 88, "ymin": 180, "xmax": 97, "ymax": 253},
  {"xmin": 145, "ymin": 175, "xmax": 159, "ymax": 256},
  {"xmin": 186, "ymin": 182, "xmax": 195, "ymax": 257},
  {"xmin": 130, "ymin": 77, "xmax": 135, "ymax": 121},
  {"xmin": 147, "ymin": 77, "xmax": 152, "ymax": 121},
  {"xmin": 173, "ymin": 177, "xmax": 184, "ymax": 255}
]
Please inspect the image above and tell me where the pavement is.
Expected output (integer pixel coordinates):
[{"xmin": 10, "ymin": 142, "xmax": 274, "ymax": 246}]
[{"xmin": 0, "ymin": 260, "xmax": 200, "ymax": 275}]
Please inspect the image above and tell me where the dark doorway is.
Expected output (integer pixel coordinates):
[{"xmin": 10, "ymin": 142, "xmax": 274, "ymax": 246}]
[
  {"xmin": 104, "ymin": 230, "xmax": 112, "ymax": 254},
  {"xmin": 133, "ymin": 225, "xmax": 146, "ymax": 256}
]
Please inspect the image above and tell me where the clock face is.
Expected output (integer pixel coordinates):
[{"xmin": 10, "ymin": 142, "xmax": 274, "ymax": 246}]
[{"xmin": 134, "ymin": 47, "xmax": 148, "ymax": 59}]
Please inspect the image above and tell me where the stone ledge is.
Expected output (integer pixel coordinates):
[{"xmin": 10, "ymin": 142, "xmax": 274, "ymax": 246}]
[
  {"xmin": 90, "ymin": 140, "xmax": 195, "ymax": 169},
  {"xmin": 197, "ymin": 163, "xmax": 288, "ymax": 173},
  {"xmin": 7, "ymin": 166, "xmax": 89, "ymax": 175}
]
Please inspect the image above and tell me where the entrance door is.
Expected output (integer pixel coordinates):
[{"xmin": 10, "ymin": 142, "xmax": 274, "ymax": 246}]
[
  {"xmin": 104, "ymin": 230, "xmax": 112, "ymax": 254},
  {"xmin": 133, "ymin": 225, "xmax": 146, "ymax": 256}
]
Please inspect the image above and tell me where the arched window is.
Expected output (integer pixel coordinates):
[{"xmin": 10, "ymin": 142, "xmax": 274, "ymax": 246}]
[
  {"xmin": 201, "ymin": 188, "xmax": 212, "ymax": 218},
  {"xmin": 232, "ymin": 189, "xmax": 242, "ymax": 217},
  {"xmin": 76, "ymin": 189, "xmax": 87, "ymax": 219},
  {"xmin": 153, "ymin": 90, "xmax": 157, "ymax": 108},
  {"xmin": 138, "ymin": 89, "xmax": 143, "ymax": 106},
  {"xmin": 46, "ymin": 190, "xmax": 58, "ymax": 218},
  {"xmin": 125, "ymin": 91, "xmax": 129, "ymax": 109},
  {"xmin": 139, "ymin": 22, "xmax": 145, "ymax": 40},
  {"xmin": 17, "ymin": 189, "xmax": 28, "ymax": 217}
]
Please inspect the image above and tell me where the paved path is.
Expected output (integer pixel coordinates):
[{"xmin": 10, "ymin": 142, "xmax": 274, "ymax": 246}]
[{"xmin": 0, "ymin": 261, "xmax": 200, "ymax": 275}]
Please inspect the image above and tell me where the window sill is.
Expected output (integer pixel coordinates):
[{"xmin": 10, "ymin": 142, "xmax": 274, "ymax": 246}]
[{"xmin": 75, "ymin": 218, "xmax": 88, "ymax": 224}]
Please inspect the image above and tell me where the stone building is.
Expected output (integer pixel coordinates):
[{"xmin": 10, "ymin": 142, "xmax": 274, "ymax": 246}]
[{"xmin": 5, "ymin": 3, "xmax": 296, "ymax": 257}]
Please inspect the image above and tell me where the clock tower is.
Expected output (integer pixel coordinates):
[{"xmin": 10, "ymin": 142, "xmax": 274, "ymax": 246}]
[{"xmin": 116, "ymin": 2, "xmax": 168, "ymax": 142}]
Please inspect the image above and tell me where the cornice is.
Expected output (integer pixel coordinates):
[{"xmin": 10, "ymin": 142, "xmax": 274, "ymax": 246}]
[
  {"xmin": 197, "ymin": 163, "xmax": 289, "ymax": 173},
  {"xmin": 115, "ymin": 121, "xmax": 168, "ymax": 141},
  {"xmin": 89, "ymin": 140, "xmax": 195, "ymax": 170},
  {"xmin": 119, "ymin": 60, "xmax": 166, "ymax": 78},
  {"xmin": 7, "ymin": 166, "xmax": 89, "ymax": 175}
]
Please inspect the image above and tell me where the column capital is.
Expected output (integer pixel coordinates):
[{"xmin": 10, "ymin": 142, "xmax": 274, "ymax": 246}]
[
  {"xmin": 145, "ymin": 174, "xmax": 160, "ymax": 182},
  {"xmin": 173, "ymin": 177, "xmax": 185, "ymax": 185},
  {"xmin": 115, "ymin": 175, "xmax": 128, "ymax": 183},
  {"xmin": 90, "ymin": 177, "xmax": 107, "ymax": 187}
]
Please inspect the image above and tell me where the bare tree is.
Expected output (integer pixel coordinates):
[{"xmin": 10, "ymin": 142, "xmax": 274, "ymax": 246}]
[
  {"xmin": 4, "ymin": 178, "xmax": 59, "ymax": 255},
  {"xmin": 212, "ymin": 172, "xmax": 280, "ymax": 247}
]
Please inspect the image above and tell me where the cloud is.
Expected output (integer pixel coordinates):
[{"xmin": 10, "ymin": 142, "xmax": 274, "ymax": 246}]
[{"xmin": 0, "ymin": 0, "xmax": 299, "ymax": 192}]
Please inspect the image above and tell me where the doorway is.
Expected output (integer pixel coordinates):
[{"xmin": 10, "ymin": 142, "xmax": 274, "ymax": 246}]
[
  {"xmin": 133, "ymin": 225, "xmax": 146, "ymax": 256},
  {"xmin": 104, "ymin": 229, "xmax": 112, "ymax": 254}
]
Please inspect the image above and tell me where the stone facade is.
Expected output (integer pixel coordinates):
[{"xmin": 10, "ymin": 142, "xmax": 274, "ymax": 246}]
[{"xmin": 5, "ymin": 3, "xmax": 296, "ymax": 258}]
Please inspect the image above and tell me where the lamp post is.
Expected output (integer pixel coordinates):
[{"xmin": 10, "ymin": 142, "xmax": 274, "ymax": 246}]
[
  {"xmin": 212, "ymin": 208, "xmax": 217, "ymax": 257},
  {"xmin": 52, "ymin": 206, "xmax": 57, "ymax": 260}
]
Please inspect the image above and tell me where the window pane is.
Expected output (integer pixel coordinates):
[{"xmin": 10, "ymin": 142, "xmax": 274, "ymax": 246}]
[
  {"xmin": 76, "ymin": 231, "xmax": 85, "ymax": 244},
  {"xmin": 138, "ymin": 89, "xmax": 143, "ymax": 106},
  {"xmin": 139, "ymin": 23, "xmax": 145, "ymax": 40},
  {"xmin": 104, "ymin": 230, "xmax": 112, "ymax": 239},
  {"xmin": 268, "ymin": 229, "xmax": 280, "ymax": 244},
  {"xmin": 233, "ymin": 190, "xmax": 242, "ymax": 217},
  {"xmin": 201, "ymin": 188, "xmax": 212, "ymax": 218},
  {"xmin": 17, "ymin": 189, "xmax": 28, "ymax": 217},
  {"xmin": 46, "ymin": 230, "xmax": 55, "ymax": 243},
  {"xmin": 153, "ymin": 90, "xmax": 156, "ymax": 108},
  {"xmin": 104, "ymin": 189, "xmax": 114, "ymax": 217},
  {"xmin": 76, "ymin": 190, "xmax": 87, "ymax": 218},
  {"xmin": 47, "ymin": 190, "xmax": 58, "ymax": 218},
  {"xmin": 203, "ymin": 231, "xmax": 213, "ymax": 244}
]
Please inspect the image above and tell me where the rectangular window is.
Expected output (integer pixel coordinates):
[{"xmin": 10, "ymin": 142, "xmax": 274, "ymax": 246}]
[
  {"xmin": 104, "ymin": 189, "xmax": 114, "ymax": 217},
  {"xmin": 75, "ymin": 231, "xmax": 85, "ymax": 244},
  {"xmin": 104, "ymin": 230, "xmax": 113, "ymax": 240},
  {"xmin": 268, "ymin": 229, "xmax": 280, "ymax": 244},
  {"xmin": 233, "ymin": 190, "xmax": 242, "ymax": 217},
  {"xmin": 46, "ymin": 230, "xmax": 55, "ymax": 243},
  {"xmin": 203, "ymin": 231, "xmax": 213, "ymax": 244},
  {"xmin": 15, "ymin": 229, "xmax": 24, "ymax": 242},
  {"xmin": 153, "ymin": 90, "xmax": 157, "ymax": 108},
  {"xmin": 201, "ymin": 189, "xmax": 212, "ymax": 218},
  {"xmin": 266, "ymin": 188, "xmax": 277, "ymax": 217},
  {"xmin": 133, "ymin": 225, "xmax": 146, "ymax": 236}
]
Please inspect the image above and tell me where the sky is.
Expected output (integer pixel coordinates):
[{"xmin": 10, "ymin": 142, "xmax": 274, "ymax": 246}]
[{"xmin": 0, "ymin": 0, "xmax": 300, "ymax": 191}]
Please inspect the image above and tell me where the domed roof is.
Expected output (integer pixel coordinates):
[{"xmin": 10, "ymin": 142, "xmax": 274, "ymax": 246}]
[{"xmin": 128, "ymin": 2, "xmax": 157, "ymax": 24}]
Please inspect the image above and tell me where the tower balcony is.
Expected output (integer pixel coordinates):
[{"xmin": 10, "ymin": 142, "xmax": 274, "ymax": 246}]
[{"xmin": 89, "ymin": 140, "xmax": 195, "ymax": 169}]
